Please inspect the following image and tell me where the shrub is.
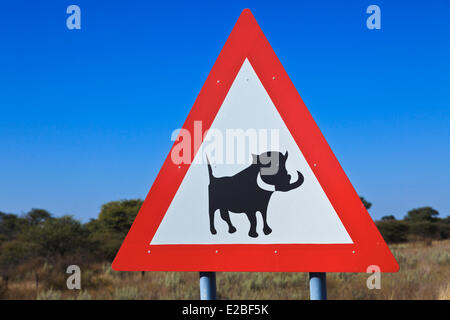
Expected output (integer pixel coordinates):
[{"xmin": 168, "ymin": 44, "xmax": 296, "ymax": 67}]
[
  {"xmin": 376, "ymin": 221, "xmax": 409, "ymax": 243},
  {"xmin": 407, "ymin": 221, "xmax": 439, "ymax": 240}
]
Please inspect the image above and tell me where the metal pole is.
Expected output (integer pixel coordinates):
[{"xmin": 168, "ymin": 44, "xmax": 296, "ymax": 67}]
[
  {"xmin": 199, "ymin": 272, "xmax": 217, "ymax": 300},
  {"xmin": 309, "ymin": 272, "xmax": 327, "ymax": 300}
]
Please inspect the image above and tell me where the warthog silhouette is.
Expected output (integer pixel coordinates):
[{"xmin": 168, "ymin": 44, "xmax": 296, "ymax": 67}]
[{"xmin": 206, "ymin": 151, "xmax": 304, "ymax": 238}]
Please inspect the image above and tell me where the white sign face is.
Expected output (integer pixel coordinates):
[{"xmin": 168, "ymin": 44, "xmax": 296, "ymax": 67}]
[{"xmin": 151, "ymin": 59, "xmax": 352, "ymax": 245}]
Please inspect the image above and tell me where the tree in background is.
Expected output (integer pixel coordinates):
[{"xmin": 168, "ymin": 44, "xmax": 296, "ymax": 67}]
[
  {"xmin": 0, "ymin": 240, "xmax": 36, "ymax": 289},
  {"xmin": 359, "ymin": 197, "xmax": 372, "ymax": 210},
  {"xmin": 0, "ymin": 209, "xmax": 95, "ymax": 293},
  {"xmin": 403, "ymin": 207, "xmax": 440, "ymax": 241},
  {"xmin": 24, "ymin": 209, "xmax": 52, "ymax": 226},
  {"xmin": 96, "ymin": 199, "xmax": 143, "ymax": 233},
  {"xmin": 375, "ymin": 220, "xmax": 409, "ymax": 243},
  {"xmin": 20, "ymin": 215, "xmax": 89, "ymax": 259},
  {"xmin": 0, "ymin": 212, "xmax": 31, "ymax": 289},
  {"xmin": 86, "ymin": 199, "xmax": 143, "ymax": 260},
  {"xmin": 0, "ymin": 212, "xmax": 27, "ymax": 242},
  {"xmin": 376, "ymin": 206, "xmax": 449, "ymax": 243},
  {"xmin": 405, "ymin": 207, "xmax": 439, "ymax": 222}
]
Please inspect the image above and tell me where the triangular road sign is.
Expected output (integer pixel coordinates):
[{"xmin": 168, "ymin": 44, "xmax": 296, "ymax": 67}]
[{"xmin": 113, "ymin": 9, "xmax": 399, "ymax": 272}]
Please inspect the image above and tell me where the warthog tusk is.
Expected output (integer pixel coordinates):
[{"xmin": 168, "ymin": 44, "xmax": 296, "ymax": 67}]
[{"xmin": 257, "ymin": 173, "xmax": 276, "ymax": 192}]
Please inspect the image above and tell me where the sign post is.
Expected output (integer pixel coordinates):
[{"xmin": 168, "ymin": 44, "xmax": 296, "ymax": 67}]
[
  {"xmin": 199, "ymin": 272, "xmax": 217, "ymax": 300},
  {"xmin": 309, "ymin": 272, "xmax": 327, "ymax": 300}
]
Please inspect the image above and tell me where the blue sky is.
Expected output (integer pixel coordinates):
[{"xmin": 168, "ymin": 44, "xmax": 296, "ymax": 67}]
[{"xmin": 0, "ymin": 1, "xmax": 449, "ymax": 221}]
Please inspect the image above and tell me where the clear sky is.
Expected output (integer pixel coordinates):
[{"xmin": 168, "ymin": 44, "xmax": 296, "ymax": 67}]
[{"xmin": 0, "ymin": 1, "xmax": 449, "ymax": 222}]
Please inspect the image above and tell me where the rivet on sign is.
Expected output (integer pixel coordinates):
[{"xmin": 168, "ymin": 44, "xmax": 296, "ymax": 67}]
[
  {"xmin": 313, "ymin": 163, "xmax": 317, "ymax": 167},
  {"xmin": 215, "ymin": 250, "xmax": 219, "ymax": 254},
  {"xmin": 274, "ymin": 250, "xmax": 278, "ymax": 254},
  {"xmin": 272, "ymin": 76, "xmax": 276, "ymax": 80},
  {"xmin": 352, "ymin": 250, "xmax": 355, "ymax": 254},
  {"xmin": 217, "ymin": 80, "xmax": 220, "ymax": 84},
  {"xmin": 147, "ymin": 250, "xmax": 151, "ymax": 254},
  {"xmin": 178, "ymin": 166, "xmax": 181, "ymax": 169}
]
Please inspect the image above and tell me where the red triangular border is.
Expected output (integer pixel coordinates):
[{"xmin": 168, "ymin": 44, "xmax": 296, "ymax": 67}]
[{"xmin": 112, "ymin": 9, "xmax": 399, "ymax": 272}]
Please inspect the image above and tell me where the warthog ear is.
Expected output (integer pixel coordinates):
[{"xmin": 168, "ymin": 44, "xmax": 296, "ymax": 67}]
[
  {"xmin": 284, "ymin": 151, "xmax": 288, "ymax": 159},
  {"xmin": 252, "ymin": 154, "xmax": 259, "ymax": 164}
]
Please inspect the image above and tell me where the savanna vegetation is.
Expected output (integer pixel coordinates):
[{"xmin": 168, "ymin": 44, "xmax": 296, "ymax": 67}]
[{"xmin": 0, "ymin": 198, "xmax": 449, "ymax": 299}]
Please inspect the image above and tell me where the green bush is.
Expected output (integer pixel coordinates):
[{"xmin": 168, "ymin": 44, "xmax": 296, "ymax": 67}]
[{"xmin": 376, "ymin": 221, "xmax": 409, "ymax": 243}]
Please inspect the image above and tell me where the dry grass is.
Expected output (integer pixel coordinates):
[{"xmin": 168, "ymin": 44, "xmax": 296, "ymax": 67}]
[{"xmin": 1, "ymin": 240, "xmax": 449, "ymax": 300}]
